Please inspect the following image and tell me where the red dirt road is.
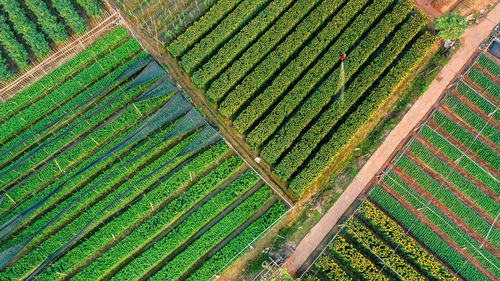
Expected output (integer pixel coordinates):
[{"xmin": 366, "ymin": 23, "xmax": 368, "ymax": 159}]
[{"xmin": 284, "ymin": 3, "xmax": 500, "ymax": 276}]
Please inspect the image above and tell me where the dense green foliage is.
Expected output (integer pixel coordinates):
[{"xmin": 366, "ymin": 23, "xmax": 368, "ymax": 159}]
[{"xmin": 170, "ymin": 0, "xmax": 436, "ymax": 196}]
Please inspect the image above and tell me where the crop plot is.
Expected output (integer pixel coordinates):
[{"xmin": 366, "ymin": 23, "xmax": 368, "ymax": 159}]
[
  {"xmin": 117, "ymin": 0, "xmax": 216, "ymax": 44},
  {"xmin": 366, "ymin": 49, "xmax": 500, "ymax": 280},
  {"xmin": 0, "ymin": 26, "xmax": 288, "ymax": 280},
  {"xmin": 166, "ymin": 0, "xmax": 437, "ymax": 197},
  {"xmin": 0, "ymin": 0, "xmax": 106, "ymax": 83}
]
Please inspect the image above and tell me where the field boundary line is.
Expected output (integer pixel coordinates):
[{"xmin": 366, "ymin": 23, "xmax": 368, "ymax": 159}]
[
  {"xmin": 0, "ymin": 12, "xmax": 120, "ymax": 102},
  {"xmin": 284, "ymin": 2, "xmax": 500, "ymax": 276}
]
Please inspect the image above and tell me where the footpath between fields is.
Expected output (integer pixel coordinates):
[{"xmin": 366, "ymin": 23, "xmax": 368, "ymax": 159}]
[{"xmin": 284, "ymin": 2, "xmax": 500, "ymax": 276}]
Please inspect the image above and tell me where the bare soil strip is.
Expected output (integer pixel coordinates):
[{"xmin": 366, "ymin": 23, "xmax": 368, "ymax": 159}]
[
  {"xmin": 428, "ymin": 120, "xmax": 500, "ymax": 179},
  {"xmin": 405, "ymin": 150, "xmax": 499, "ymax": 228},
  {"xmin": 451, "ymin": 89, "xmax": 500, "ymax": 131},
  {"xmin": 377, "ymin": 180, "xmax": 496, "ymax": 280},
  {"xmin": 284, "ymin": 4, "xmax": 500, "ymax": 274},
  {"xmin": 416, "ymin": 135, "xmax": 499, "ymax": 203},
  {"xmin": 439, "ymin": 105, "xmax": 500, "ymax": 155},
  {"xmin": 463, "ymin": 76, "xmax": 500, "ymax": 107},
  {"xmin": 393, "ymin": 166, "xmax": 499, "ymax": 258}
]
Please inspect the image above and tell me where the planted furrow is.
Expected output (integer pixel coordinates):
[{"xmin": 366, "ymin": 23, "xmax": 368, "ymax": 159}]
[
  {"xmin": 205, "ymin": 0, "xmax": 323, "ymax": 103},
  {"xmin": 180, "ymin": 0, "xmax": 272, "ymax": 74},
  {"xmin": 0, "ymin": 94, "xmax": 177, "ymax": 255},
  {"xmin": 246, "ymin": 0, "xmax": 406, "ymax": 148},
  {"xmin": 185, "ymin": 201, "xmax": 286, "ymax": 281},
  {"xmin": 37, "ymin": 153, "xmax": 244, "ymax": 280},
  {"xmin": 0, "ymin": 130, "xmax": 212, "ymax": 280},
  {"xmin": 168, "ymin": 0, "xmax": 245, "ymax": 57},
  {"xmin": 149, "ymin": 189, "xmax": 280, "ymax": 281},
  {"xmin": 290, "ymin": 33, "xmax": 435, "ymax": 194},
  {"xmin": 274, "ymin": 11, "xmax": 426, "ymax": 179},
  {"xmin": 86, "ymin": 168, "xmax": 264, "ymax": 281},
  {"xmin": 219, "ymin": 0, "xmax": 345, "ymax": 119},
  {"xmin": 233, "ymin": 0, "xmax": 368, "ymax": 133},
  {"xmin": 191, "ymin": 0, "xmax": 294, "ymax": 87},
  {"xmin": 0, "ymin": 28, "xmax": 129, "ymax": 123}
]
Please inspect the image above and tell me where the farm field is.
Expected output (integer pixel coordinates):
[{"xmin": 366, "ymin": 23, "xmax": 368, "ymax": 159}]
[
  {"xmin": 166, "ymin": 0, "xmax": 437, "ymax": 197},
  {"xmin": 0, "ymin": 0, "xmax": 105, "ymax": 84},
  {"xmin": 117, "ymin": 0, "xmax": 216, "ymax": 44},
  {"xmin": 0, "ymin": 26, "xmax": 288, "ymax": 280},
  {"xmin": 303, "ymin": 45, "xmax": 500, "ymax": 281},
  {"xmin": 304, "ymin": 201, "xmax": 458, "ymax": 281}
]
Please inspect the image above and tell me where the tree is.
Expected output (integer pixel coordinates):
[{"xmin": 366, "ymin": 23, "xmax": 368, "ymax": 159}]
[
  {"xmin": 262, "ymin": 268, "xmax": 299, "ymax": 281},
  {"xmin": 434, "ymin": 13, "xmax": 468, "ymax": 41}
]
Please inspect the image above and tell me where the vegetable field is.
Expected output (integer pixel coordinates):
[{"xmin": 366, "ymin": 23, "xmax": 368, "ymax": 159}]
[
  {"xmin": 167, "ymin": 0, "xmax": 436, "ymax": 196},
  {"xmin": 367, "ymin": 50, "xmax": 500, "ymax": 281},
  {"xmin": 0, "ymin": 0, "xmax": 105, "ymax": 83},
  {"xmin": 117, "ymin": 0, "xmax": 216, "ymax": 44},
  {"xmin": 0, "ymin": 26, "xmax": 288, "ymax": 280},
  {"xmin": 303, "ymin": 201, "xmax": 457, "ymax": 281}
]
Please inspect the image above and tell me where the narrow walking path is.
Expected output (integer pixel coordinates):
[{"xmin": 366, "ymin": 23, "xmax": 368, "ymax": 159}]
[{"xmin": 284, "ymin": 3, "xmax": 500, "ymax": 276}]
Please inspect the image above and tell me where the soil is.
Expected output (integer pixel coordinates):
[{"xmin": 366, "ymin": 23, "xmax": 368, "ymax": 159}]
[
  {"xmin": 428, "ymin": 120, "xmax": 500, "ymax": 178},
  {"xmin": 284, "ymin": 3, "xmax": 500, "ymax": 276},
  {"xmin": 451, "ymin": 89, "xmax": 500, "ymax": 131},
  {"xmin": 439, "ymin": 105, "xmax": 500, "ymax": 154},
  {"xmin": 416, "ymin": 135, "xmax": 500, "ymax": 203},
  {"xmin": 392, "ymin": 166, "xmax": 499, "ymax": 258},
  {"xmin": 405, "ymin": 150, "xmax": 499, "ymax": 229},
  {"xmin": 377, "ymin": 181, "xmax": 497, "ymax": 280}
]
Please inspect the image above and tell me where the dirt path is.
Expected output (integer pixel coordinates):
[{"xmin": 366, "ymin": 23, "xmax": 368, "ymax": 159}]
[{"xmin": 284, "ymin": 3, "xmax": 500, "ymax": 276}]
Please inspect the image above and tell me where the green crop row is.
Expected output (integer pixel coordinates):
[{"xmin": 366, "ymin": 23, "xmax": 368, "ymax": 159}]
[
  {"xmin": 37, "ymin": 154, "xmax": 244, "ymax": 280},
  {"xmin": 205, "ymin": 0, "xmax": 322, "ymax": 103},
  {"xmin": 191, "ymin": 0, "xmax": 294, "ymax": 88},
  {"xmin": 0, "ymin": 38, "xmax": 142, "ymax": 146},
  {"xmin": 76, "ymin": 0, "xmax": 104, "ymax": 18},
  {"xmin": 358, "ymin": 201, "xmax": 457, "ymax": 280},
  {"xmin": 233, "ymin": 0, "xmax": 370, "ymax": 134},
  {"xmin": 0, "ymin": 88, "xmax": 168, "ymax": 243},
  {"xmin": 0, "ymin": 109, "xmax": 188, "ymax": 254},
  {"xmin": 443, "ymin": 95, "xmax": 499, "ymax": 144},
  {"xmin": 478, "ymin": 54, "xmax": 500, "ymax": 78},
  {"xmin": 396, "ymin": 156, "xmax": 498, "ymax": 242},
  {"xmin": 343, "ymin": 218, "xmax": 425, "ymax": 281},
  {"xmin": 0, "ymin": 15, "xmax": 29, "ymax": 71},
  {"xmin": 1, "ymin": 133, "xmax": 204, "ymax": 280},
  {"xmin": 149, "ymin": 187, "xmax": 277, "ymax": 281},
  {"xmin": 0, "ymin": 76, "xmax": 152, "ymax": 205},
  {"xmin": 218, "ymin": 0, "xmax": 344, "ymax": 120},
  {"xmin": 369, "ymin": 186, "xmax": 490, "ymax": 281},
  {"xmin": 0, "ymin": 27, "xmax": 129, "ymax": 122},
  {"xmin": 186, "ymin": 201, "xmax": 286, "ymax": 281},
  {"xmin": 168, "ymin": 0, "xmax": 244, "ymax": 57},
  {"xmin": 468, "ymin": 68, "xmax": 500, "ymax": 99},
  {"xmin": 409, "ymin": 140, "xmax": 498, "ymax": 217},
  {"xmin": 108, "ymin": 179, "xmax": 271, "ymax": 281},
  {"xmin": 0, "ymin": 45, "xmax": 144, "ymax": 187},
  {"xmin": 271, "ymin": 4, "xmax": 423, "ymax": 178},
  {"xmin": 455, "ymin": 82, "xmax": 498, "ymax": 121},
  {"xmin": 330, "ymin": 235, "xmax": 390, "ymax": 281},
  {"xmin": 25, "ymin": 0, "xmax": 68, "ymax": 43},
  {"xmin": 289, "ymin": 32, "xmax": 435, "ymax": 195},
  {"xmin": 51, "ymin": 0, "xmax": 88, "ymax": 33},
  {"xmin": 432, "ymin": 111, "xmax": 499, "ymax": 169},
  {"xmin": 0, "ymin": 54, "xmax": 148, "ymax": 167},
  {"xmin": 309, "ymin": 255, "xmax": 352, "ymax": 280},
  {"xmin": 0, "ymin": 51, "xmax": 12, "ymax": 82},
  {"xmin": 0, "ymin": 0, "xmax": 50, "ymax": 58},
  {"xmin": 382, "ymin": 171, "xmax": 500, "ymax": 277},
  {"xmin": 180, "ymin": 0, "xmax": 271, "ymax": 74},
  {"xmin": 245, "ymin": 0, "xmax": 407, "ymax": 148},
  {"xmin": 419, "ymin": 125, "xmax": 499, "ymax": 191}
]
